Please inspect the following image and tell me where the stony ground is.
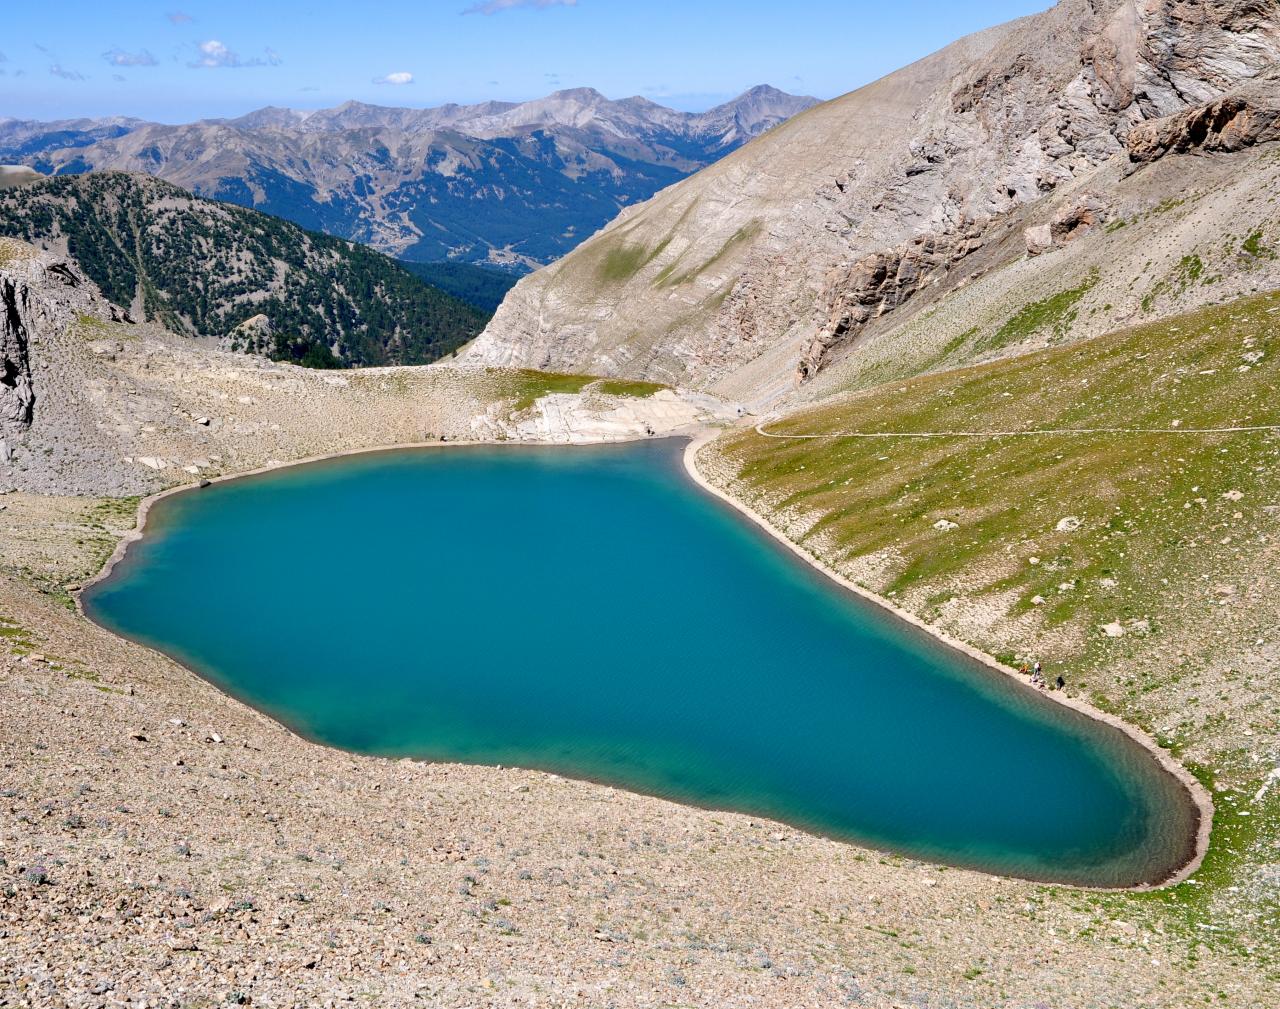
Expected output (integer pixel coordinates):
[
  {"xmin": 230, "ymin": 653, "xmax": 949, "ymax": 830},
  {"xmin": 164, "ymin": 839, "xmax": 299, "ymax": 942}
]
[
  {"xmin": 3, "ymin": 238, "xmax": 1277, "ymax": 1006},
  {"xmin": 2, "ymin": 500, "xmax": 1272, "ymax": 1009}
]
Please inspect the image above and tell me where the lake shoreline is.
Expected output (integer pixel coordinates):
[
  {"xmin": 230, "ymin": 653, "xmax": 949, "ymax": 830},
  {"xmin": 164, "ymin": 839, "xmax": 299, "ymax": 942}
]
[
  {"xmin": 75, "ymin": 424, "xmax": 1212, "ymax": 893},
  {"xmin": 679, "ymin": 429, "xmax": 1214, "ymax": 892}
]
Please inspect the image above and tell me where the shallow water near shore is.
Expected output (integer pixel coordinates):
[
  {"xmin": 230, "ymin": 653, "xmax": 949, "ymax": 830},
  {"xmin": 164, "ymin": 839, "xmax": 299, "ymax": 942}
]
[{"xmin": 84, "ymin": 438, "xmax": 1197, "ymax": 886}]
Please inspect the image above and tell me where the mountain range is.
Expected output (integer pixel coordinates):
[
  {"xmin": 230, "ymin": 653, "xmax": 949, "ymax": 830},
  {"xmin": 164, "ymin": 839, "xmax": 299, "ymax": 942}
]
[{"xmin": 0, "ymin": 86, "xmax": 817, "ymax": 270}]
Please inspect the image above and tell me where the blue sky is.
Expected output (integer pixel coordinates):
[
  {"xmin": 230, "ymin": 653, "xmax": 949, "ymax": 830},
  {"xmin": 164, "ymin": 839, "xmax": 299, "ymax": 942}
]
[{"xmin": 2, "ymin": 1, "xmax": 1051, "ymax": 122}]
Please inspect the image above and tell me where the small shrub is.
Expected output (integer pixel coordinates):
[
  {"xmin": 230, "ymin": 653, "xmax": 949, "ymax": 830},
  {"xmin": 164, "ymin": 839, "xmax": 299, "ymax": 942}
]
[{"xmin": 1242, "ymin": 230, "xmax": 1276, "ymax": 260}]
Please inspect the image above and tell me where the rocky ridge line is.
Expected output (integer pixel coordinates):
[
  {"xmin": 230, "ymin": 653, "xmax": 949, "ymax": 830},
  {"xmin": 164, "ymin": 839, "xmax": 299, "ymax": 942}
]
[{"xmin": 466, "ymin": 0, "xmax": 1280, "ymax": 399}]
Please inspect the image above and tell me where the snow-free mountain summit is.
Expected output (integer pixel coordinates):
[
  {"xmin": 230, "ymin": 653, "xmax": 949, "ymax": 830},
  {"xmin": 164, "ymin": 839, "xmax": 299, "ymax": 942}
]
[{"xmin": 1, "ymin": 86, "xmax": 817, "ymax": 271}]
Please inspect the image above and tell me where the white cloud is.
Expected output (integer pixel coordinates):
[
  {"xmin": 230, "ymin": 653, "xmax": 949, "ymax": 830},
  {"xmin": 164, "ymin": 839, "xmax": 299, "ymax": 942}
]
[
  {"xmin": 189, "ymin": 40, "xmax": 281, "ymax": 69},
  {"xmin": 190, "ymin": 40, "xmax": 236, "ymax": 67},
  {"xmin": 464, "ymin": 0, "xmax": 578, "ymax": 15},
  {"xmin": 104, "ymin": 48, "xmax": 158, "ymax": 67},
  {"xmin": 49, "ymin": 64, "xmax": 86, "ymax": 81},
  {"xmin": 373, "ymin": 71, "xmax": 414, "ymax": 86},
  {"xmin": 167, "ymin": 11, "xmax": 194, "ymax": 24}
]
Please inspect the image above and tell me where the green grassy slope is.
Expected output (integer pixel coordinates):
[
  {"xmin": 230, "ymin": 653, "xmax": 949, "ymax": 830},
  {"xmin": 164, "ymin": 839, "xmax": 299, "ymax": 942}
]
[
  {"xmin": 495, "ymin": 370, "xmax": 668, "ymax": 413},
  {"xmin": 711, "ymin": 292, "xmax": 1280, "ymax": 961}
]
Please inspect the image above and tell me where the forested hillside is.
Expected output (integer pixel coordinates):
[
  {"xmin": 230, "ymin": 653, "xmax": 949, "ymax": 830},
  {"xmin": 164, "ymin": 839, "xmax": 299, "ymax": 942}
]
[{"xmin": 0, "ymin": 172, "xmax": 486, "ymax": 367}]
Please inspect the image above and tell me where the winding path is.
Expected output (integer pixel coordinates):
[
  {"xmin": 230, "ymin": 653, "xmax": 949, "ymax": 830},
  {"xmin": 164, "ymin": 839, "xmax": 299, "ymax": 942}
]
[{"xmin": 754, "ymin": 420, "xmax": 1280, "ymax": 441}]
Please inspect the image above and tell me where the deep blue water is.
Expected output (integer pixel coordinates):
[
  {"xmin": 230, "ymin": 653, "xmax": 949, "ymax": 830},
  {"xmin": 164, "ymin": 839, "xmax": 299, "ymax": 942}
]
[{"xmin": 83, "ymin": 439, "xmax": 1196, "ymax": 886}]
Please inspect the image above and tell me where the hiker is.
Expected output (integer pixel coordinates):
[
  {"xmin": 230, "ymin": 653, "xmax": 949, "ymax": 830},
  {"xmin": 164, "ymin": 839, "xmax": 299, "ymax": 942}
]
[
  {"xmin": 1018, "ymin": 663, "xmax": 1030, "ymax": 677},
  {"xmin": 1033, "ymin": 660, "xmax": 1043, "ymax": 677},
  {"xmin": 1055, "ymin": 675, "xmax": 1066, "ymax": 690}
]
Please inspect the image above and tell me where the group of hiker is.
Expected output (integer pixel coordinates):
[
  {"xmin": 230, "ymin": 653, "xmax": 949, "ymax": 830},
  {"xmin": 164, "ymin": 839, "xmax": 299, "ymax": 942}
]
[{"xmin": 1019, "ymin": 660, "xmax": 1066, "ymax": 692}]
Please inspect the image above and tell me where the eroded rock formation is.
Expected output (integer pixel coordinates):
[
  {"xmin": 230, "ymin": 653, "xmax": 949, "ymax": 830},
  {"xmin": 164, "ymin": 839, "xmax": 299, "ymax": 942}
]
[
  {"xmin": 0, "ymin": 241, "xmax": 127, "ymax": 437},
  {"xmin": 798, "ymin": 223, "xmax": 989, "ymax": 382},
  {"xmin": 795, "ymin": 1, "xmax": 1280, "ymax": 380},
  {"xmin": 1127, "ymin": 64, "xmax": 1280, "ymax": 167},
  {"xmin": 0, "ymin": 275, "xmax": 35, "ymax": 431}
]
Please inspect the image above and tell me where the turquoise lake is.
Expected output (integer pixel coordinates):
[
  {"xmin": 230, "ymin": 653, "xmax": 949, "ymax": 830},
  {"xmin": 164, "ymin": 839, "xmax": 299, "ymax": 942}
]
[{"xmin": 83, "ymin": 439, "xmax": 1198, "ymax": 887}]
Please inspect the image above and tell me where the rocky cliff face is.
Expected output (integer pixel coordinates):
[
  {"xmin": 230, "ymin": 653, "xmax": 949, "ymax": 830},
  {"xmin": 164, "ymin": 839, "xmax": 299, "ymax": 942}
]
[
  {"xmin": 466, "ymin": 0, "xmax": 1280, "ymax": 401},
  {"xmin": 1126, "ymin": 62, "xmax": 1280, "ymax": 165},
  {"xmin": 0, "ymin": 275, "xmax": 35, "ymax": 434},
  {"xmin": 0, "ymin": 239, "xmax": 124, "ymax": 451}
]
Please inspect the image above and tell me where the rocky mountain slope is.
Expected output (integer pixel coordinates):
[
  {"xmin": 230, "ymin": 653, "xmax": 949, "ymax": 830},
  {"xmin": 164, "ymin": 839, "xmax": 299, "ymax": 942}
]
[
  {"xmin": 2, "ymin": 86, "xmax": 817, "ymax": 270},
  {"xmin": 2, "ymin": 229, "xmax": 1278, "ymax": 1007},
  {"xmin": 464, "ymin": 0, "xmax": 1280, "ymax": 403},
  {"xmin": 0, "ymin": 235, "xmax": 724, "ymax": 496},
  {"xmin": 0, "ymin": 173, "xmax": 487, "ymax": 368}
]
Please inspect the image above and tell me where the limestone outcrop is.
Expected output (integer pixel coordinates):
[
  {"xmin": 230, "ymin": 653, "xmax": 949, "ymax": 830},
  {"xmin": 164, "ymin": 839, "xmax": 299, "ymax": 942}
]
[
  {"xmin": 225, "ymin": 313, "xmax": 275, "ymax": 356},
  {"xmin": 0, "ymin": 240, "xmax": 124, "ymax": 435},
  {"xmin": 1, "ymin": 276, "xmax": 35, "ymax": 432},
  {"xmin": 797, "ymin": 223, "xmax": 989, "ymax": 382},
  {"xmin": 1024, "ymin": 194, "xmax": 1111, "ymax": 257},
  {"xmin": 1126, "ymin": 63, "xmax": 1280, "ymax": 167}
]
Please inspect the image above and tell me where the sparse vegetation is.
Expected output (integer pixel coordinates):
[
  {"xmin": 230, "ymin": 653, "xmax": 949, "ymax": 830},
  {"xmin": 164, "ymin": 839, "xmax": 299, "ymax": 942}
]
[
  {"xmin": 1242, "ymin": 229, "xmax": 1276, "ymax": 261},
  {"xmin": 655, "ymin": 220, "xmax": 761, "ymax": 287},
  {"xmin": 497, "ymin": 369, "xmax": 668, "ymax": 411},
  {"xmin": 595, "ymin": 378, "xmax": 667, "ymax": 398},
  {"xmin": 598, "ymin": 241, "xmax": 652, "ymax": 284},
  {"xmin": 500, "ymin": 370, "xmax": 595, "ymax": 412},
  {"xmin": 983, "ymin": 269, "xmax": 1098, "ymax": 351}
]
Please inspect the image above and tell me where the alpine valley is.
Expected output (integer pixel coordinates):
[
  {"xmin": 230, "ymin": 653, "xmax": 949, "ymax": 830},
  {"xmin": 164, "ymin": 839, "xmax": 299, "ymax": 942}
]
[
  {"xmin": 3, "ymin": 2, "xmax": 1280, "ymax": 1007},
  {"xmin": 0, "ymin": 85, "xmax": 817, "ymax": 270}
]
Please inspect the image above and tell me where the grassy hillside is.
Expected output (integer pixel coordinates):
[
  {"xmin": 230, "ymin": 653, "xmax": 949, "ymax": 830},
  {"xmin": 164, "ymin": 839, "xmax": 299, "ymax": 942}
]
[
  {"xmin": 709, "ymin": 292, "xmax": 1280, "ymax": 957},
  {"xmin": 0, "ymin": 172, "xmax": 486, "ymax": 368}
]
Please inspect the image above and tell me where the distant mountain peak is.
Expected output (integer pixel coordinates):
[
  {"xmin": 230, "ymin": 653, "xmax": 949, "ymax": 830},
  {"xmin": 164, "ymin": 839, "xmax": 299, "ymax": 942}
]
[{"xmin": 0, "ymin": 85, "xmax": 820, "ymax": 270}]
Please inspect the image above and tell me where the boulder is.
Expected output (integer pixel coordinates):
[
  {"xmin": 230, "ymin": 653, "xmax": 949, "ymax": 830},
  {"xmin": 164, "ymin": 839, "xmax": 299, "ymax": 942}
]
[{"xmin": 1024, "ymin": 224, "xmax": 1053, "ymax": 257}]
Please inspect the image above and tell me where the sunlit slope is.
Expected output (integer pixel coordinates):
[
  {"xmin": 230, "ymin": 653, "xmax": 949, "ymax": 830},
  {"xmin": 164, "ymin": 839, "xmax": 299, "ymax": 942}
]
[
  {"xmin": 461, "ymin": 15, "xmax": 1024, "ymax": 383},
  {"xmin": 708, "ymin": 292, "xmax": 1280, "ymax": 940}
]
